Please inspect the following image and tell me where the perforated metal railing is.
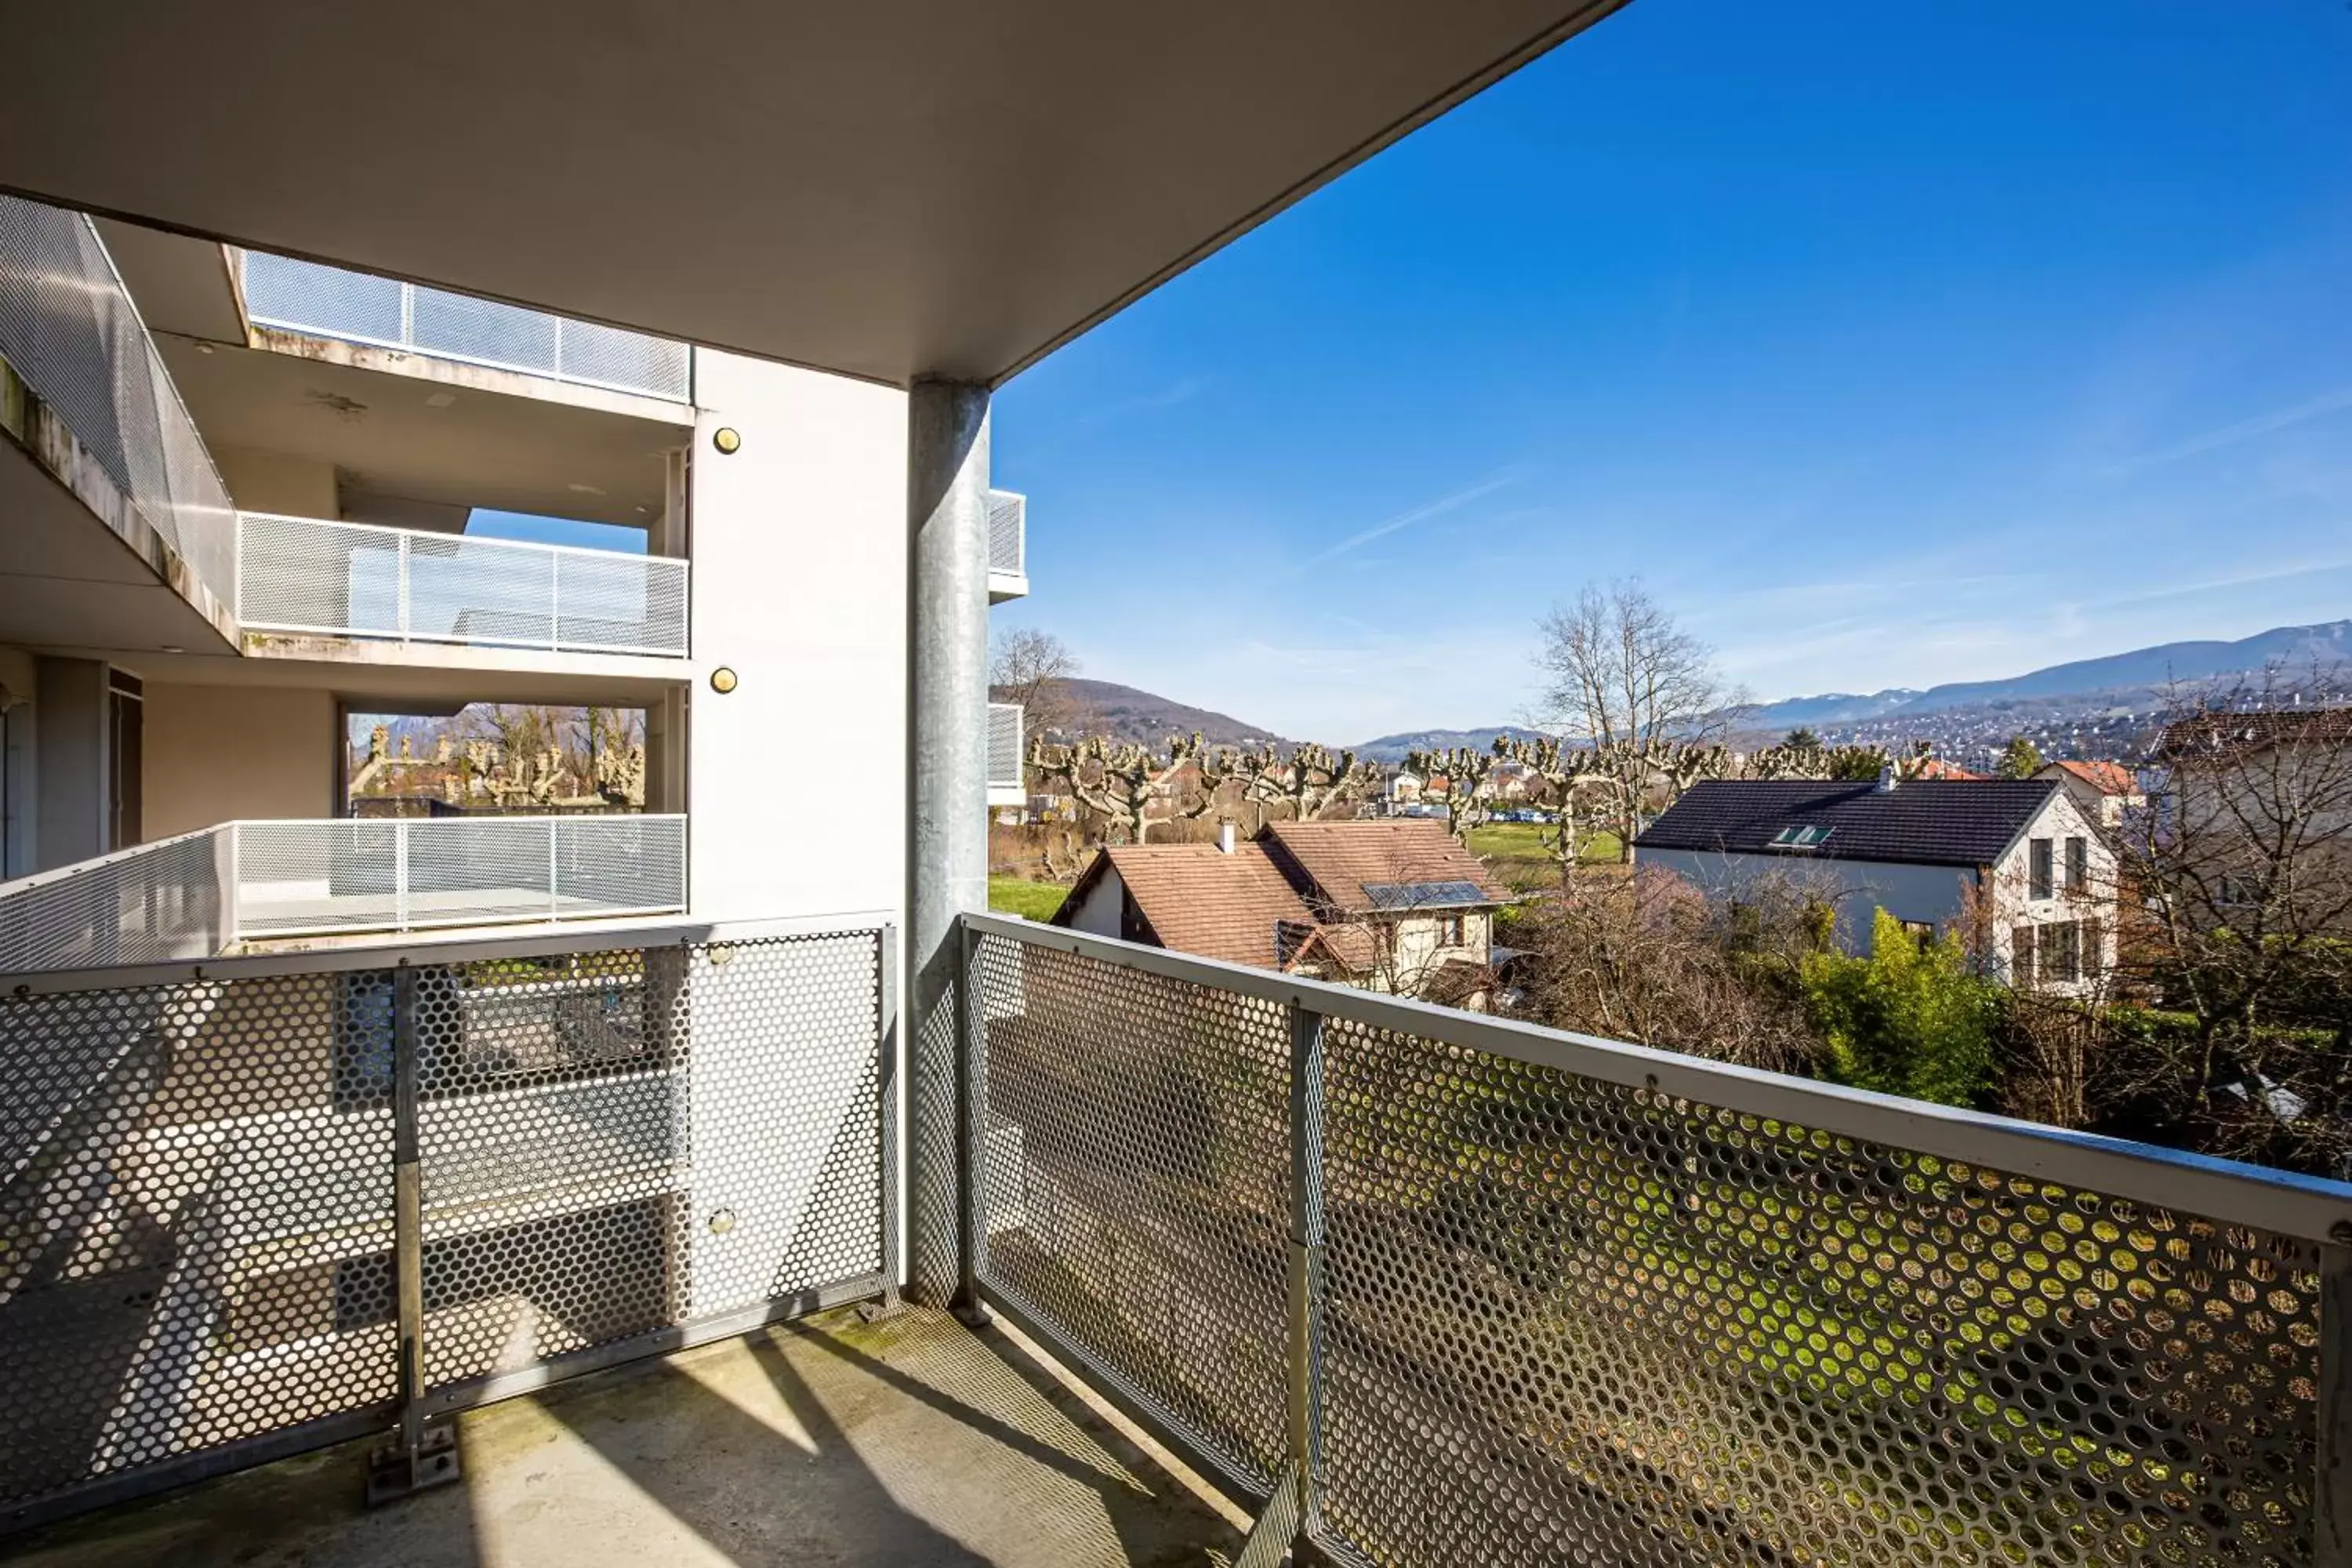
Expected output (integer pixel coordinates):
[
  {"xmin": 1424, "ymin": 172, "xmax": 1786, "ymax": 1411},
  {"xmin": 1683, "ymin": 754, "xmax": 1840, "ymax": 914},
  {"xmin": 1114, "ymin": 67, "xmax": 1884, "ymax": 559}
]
[
  {"xmin": 238, "ymin": 251, "xmax": 691, "ymax": 402},
  {"xmin": 0, "ymin": 917, "xmax": 889, "ymax": 1533},
  {"xmin": 238, "ymin": 513, "xmax": 689, "ymax": 656},
  {"xmin": 954, "ymin": 913, "xmax": 2352, "ymax": 1568},
  {"xmin": 987, "ymin": 703, "xmax": 1025, "ymax": 795},
  {"xmin": 0, "ymin": 818, "xmax": 686, "ymax": 975},
  {"xmin": 0, "ymin": 828, "xmax": 234, "ymax": 975},
  {"xmin": 986, "ymin": 488, "xmax": 1026, "ymax": 580},
  {"xmin": 232, "ymin": 816, "xmax": 687, "ymax": 938},
  {"xmin": 0, "ymin": 194, "xmax": 238, "ymax": 603}
]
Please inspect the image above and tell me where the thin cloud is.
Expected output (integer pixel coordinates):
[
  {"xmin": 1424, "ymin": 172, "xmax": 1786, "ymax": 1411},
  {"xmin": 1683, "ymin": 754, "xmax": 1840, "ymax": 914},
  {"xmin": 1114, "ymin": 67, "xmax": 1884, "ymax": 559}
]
[
  {"xmin": 2107, "ymin": 386, "xmax": 2352, "ymax": 473},
  {"xmin": 1279, "ymin": 466, "xmax": 1526, "ymax": 579},
  {"xmin": 2074, "ymin": 555, "xmax": 2352, "ymax": 613}
]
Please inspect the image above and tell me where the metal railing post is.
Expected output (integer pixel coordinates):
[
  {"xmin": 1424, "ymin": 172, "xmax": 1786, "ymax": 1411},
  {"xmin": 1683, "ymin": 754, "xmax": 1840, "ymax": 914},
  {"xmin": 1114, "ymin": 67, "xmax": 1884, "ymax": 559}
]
[
  {"xmin": 396, "ymin": 531, "xmax": 412, "ymax": 642},
  {"xmin": 861, "ymin": 923, "xmax": 907, "ymax": 1323},
  {"xmin": 367, "ymin": 961, "xmax": 459, "ymax": 1503},
  {"xmin": 548, "ymin": 819, "xmax": 561, "ymax": 919},
  {"xmin": 548, "ymin": 550, "xmax": 561, "ymax": 651},
  {"xmin": 1287, "ymin": 1001, "xmax": 1327, "ymax": 1547},
  {"xmin": 949, "ymin": 919, "xmax": 989, "ymax": 1327},
  {"xmin": 394, "ymin": 822, "xmax": 410, "ymax": 931},
  {"xmin": 2322, "ymin": 1236, "xmax": 2352, "ymax": 1561}
]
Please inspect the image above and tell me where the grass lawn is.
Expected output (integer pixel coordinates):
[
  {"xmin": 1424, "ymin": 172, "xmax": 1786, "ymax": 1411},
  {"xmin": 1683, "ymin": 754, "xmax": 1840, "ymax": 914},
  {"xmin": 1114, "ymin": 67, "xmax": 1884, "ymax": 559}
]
[
  {"xmin": 1468, "ymin": 821, "xmax": 1624, "ymax": 890},
  {"xmin": 988, "ymin": 875, "xmax": 1069, "ymax": 921}
]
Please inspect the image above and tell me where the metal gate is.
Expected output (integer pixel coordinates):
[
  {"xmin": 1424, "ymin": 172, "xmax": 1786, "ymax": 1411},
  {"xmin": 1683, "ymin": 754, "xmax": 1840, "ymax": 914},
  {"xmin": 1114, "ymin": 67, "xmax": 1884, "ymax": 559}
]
[{"xmin": 0, "ymin": 919, "xmax": 891, "ymax": 1534}]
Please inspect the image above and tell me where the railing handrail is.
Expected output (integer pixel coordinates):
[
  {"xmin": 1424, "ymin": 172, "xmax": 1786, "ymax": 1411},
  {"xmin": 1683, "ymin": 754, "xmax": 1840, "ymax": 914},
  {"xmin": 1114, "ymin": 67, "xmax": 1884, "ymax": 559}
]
[
  {"xmin": 964, "ymin": 909, "xmax": 2352, "ymax": 1243},
  {"xmin": 236, "ymin": 510, "xmax": 686, "ymax": 568},
  {"xmin": 231, "ymin": 811, "xmax": 688, "ymax": 830},
  {"xmin": 0, "ymin": 909, "xmax": 887, "ymax": 996}
]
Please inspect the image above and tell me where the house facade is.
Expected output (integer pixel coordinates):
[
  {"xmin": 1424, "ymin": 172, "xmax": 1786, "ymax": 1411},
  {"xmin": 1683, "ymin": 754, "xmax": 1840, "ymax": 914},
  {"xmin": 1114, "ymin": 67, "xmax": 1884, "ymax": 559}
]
[
  {"xmin": 2034, "ymin": 758, "xmax": 2145, "ymax": 828},
  {"xmin": 1633, "ymin": 776, "xmax": 2116, "ymax": 991},
  {"xmin": 1052, "ymin": 818, "xmax": 1509, "ymax": 999}
]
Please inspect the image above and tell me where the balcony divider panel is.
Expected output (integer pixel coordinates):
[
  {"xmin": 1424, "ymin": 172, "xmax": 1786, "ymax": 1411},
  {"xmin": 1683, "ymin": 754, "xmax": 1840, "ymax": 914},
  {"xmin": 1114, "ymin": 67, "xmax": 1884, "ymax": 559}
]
[{"xmin": 0, "ymin": 918, "xmax": 889, "ymax": 1535}]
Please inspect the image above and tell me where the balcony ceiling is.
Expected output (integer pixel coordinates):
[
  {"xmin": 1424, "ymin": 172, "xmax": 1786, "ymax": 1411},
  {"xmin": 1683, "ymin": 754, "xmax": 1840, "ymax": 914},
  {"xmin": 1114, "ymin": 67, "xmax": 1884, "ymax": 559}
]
[
  {"xmin": 0, "ymin": 440, "xmax": 232, "ymax": 656},
  {"xmin": 0, "ymin": 1, "xmax": 1627, "ymax": 387},
  {"xmin": 155, "ymin": 337, "xmax": 684, "ymax": 529}
]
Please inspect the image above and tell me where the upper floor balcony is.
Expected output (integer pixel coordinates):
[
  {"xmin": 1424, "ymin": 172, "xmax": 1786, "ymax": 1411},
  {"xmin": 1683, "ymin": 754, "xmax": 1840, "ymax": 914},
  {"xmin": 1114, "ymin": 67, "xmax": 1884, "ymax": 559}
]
[
  {"xmin": 238, "ymin": 512, "xmax": 688, "ymax": 659},
  {"xmin": 239, "ymin": 251, "xmax": 692, "ymax": 405},
  {"xmin": 988, "ymin": 488, "xmax": 1028, "ymax": 602},
  {"xmin": 987, "ymin": 701, "xmax": 1025, "ymax": 807}
]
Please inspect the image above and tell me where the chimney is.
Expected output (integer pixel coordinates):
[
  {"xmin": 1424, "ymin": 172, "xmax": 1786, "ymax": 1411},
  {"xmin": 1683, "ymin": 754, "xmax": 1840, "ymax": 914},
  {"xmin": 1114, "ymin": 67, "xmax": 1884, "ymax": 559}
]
[
  {"xmin": 1875, "ymin": 763, "xmax": 1898, "ymax": 793},
  {"xmin": 1218, "ymin": 821, "xmax": 1236, "ymax": 855}
]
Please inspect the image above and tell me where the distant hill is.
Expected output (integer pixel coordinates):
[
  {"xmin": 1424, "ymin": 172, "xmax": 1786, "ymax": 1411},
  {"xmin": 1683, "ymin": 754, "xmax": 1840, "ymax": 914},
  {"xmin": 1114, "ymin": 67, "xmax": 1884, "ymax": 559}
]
[
  {"xmin": 1023, "ymin": 678, "xmax": 1291, "ymax": 750},
  {"xmin": 1348, "ymin": 726, "xmax": 1545, "ymax": 765},
  {"xmin": 1744, "ymin": 619, "xmax": 2352, "ymax": 731}
]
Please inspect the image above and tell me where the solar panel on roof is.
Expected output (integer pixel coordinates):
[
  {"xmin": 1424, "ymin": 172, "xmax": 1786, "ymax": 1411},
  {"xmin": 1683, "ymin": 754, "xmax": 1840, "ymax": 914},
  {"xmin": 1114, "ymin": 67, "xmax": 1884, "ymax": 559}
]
[{"xmin": 1362, "ymin": 880, "xmax": 1488, "ymax": 909}]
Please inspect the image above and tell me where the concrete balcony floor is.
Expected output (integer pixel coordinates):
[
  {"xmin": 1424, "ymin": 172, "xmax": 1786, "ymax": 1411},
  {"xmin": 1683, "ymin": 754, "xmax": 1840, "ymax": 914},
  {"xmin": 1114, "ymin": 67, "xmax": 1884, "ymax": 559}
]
[{"xmin": 5, "ymin": 1307, "xmax": 1247, "ymax": 1568}]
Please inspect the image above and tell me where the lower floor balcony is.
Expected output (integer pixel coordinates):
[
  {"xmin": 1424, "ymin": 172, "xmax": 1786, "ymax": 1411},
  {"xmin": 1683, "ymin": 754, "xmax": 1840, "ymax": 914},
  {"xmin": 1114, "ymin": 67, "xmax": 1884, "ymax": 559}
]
[
  {"xmin": 0, "ymin": 912, "xmax": 2344, "ymax": 1565},
  {"xmin": 0, "ymin": 815, "xmax": 688, "ymax": 972}
]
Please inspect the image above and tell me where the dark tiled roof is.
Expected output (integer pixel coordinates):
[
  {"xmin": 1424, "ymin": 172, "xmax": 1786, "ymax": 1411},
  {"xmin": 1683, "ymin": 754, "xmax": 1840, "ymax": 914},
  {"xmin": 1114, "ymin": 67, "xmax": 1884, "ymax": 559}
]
[
  {"xmin": 1053, "ymin": 843, "xmax": 1316, "ymax": 968},
  {"xmin": 2154, "ymin": 707, "xmax": 2352, "ymax": 760},
  {"xmin": 1633, "ymin": 779, "xmax": 2060, "ymax": 869},
  {"xmin": 1259, "ymin": 819, "xmax": 1512, "ymax": 916}
]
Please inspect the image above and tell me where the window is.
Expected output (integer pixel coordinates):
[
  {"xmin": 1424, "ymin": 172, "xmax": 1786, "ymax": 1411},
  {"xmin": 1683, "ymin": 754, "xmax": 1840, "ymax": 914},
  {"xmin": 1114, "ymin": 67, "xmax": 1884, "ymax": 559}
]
[
  {"xmin": 2082, "ymin": 919, "xmax": 2106, "ymax": 978},
  {"xmin": 1435, "ymin": 914, "xmax": 1465, "ymax": 946},
  {"xmin": 2011, "ymin": 924, "xmax": 2037, "ymax": 988},
  {"xmin": 2065, "ymin": 836, "xmax": 2087, "ymax": 893},
  {"xmin": 2028, "ymin": 838, "xmax": 2053, "ymax": 901},
  {"xmin": 2038, "ymin": 921, "xmax": 2081, "ymax": 984},
  {"xmin": 1899, "ymin": 919, "xmax": 1935, "ymax": 950},
  {"xmin": 1769, "ymin": 824, "xmax": 1833, "ymax": 848}
]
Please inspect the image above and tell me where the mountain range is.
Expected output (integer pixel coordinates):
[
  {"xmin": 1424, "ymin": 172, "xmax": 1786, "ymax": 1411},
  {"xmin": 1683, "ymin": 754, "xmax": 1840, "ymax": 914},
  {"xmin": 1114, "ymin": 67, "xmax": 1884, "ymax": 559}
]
[
  {"xmin": 1024, "ymin": 677, "xmax": 1292, "ymax": 751},
  {"xmin": 1066, "ymin": 619, "xmax": 2351, "ymax": 765},
  {"xmin": 1737, "ymin": 619, "xmax": 2352, "ymax": 731}
]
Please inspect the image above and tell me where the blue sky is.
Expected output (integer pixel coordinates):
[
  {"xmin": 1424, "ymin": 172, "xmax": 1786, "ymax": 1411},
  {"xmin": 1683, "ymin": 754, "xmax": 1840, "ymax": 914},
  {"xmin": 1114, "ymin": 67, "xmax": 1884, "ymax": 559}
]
[{"xmin": 980, "ymin": 1, "xmax": 2352, "ymax": 745}]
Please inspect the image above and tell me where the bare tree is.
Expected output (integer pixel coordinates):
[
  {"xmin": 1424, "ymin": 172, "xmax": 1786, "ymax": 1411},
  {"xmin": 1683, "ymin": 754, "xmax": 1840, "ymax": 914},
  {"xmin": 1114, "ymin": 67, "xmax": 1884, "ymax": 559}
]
[
  {"xmin": 2105, "ymin": 671, "xmax": 2352, "ymax": 1170},
  {"xmin": 1512, "ymin": 866, "xmax": 1820, "ymax": 1073},
  {"xmin": 1027, "ymin": 731, "xmax": 1377, "ymax": 846},
  {"xmin": 1406, "ymin": 746, "xmax": 1497, "ymax": 841},
  {"xmin": 1530, "ymin": 581, "xmax": 1748, "ymax": 857},
  {"xmin": 990, "ymin": 628, "xmax": 1083, "ymax": 735}
]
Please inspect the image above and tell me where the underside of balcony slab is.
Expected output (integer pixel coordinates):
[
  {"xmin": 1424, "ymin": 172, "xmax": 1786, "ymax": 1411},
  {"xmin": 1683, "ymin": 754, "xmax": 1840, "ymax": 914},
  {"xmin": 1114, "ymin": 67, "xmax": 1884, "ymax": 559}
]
[{"xmin": 4, "ymin": 1306, "xmax": 1247, "ymax": 1568}]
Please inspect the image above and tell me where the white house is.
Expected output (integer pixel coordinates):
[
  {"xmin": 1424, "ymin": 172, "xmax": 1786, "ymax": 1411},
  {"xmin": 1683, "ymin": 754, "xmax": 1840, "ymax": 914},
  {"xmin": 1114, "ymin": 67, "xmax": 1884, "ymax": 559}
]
[{"xmin": 1633, "ymin": 775, "xmax": 2115, "ymax": 991}]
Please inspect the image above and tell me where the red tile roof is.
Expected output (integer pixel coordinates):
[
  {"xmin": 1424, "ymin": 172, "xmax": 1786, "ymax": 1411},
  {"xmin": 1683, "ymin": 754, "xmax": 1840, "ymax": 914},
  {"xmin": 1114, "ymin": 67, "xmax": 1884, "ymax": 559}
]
[
  {"xmin": 2042, "ymin": 758, "xmax": 2138, "ymax": 796},
  {"xmin": 1062, "ymin": 843, "xmax": 1316, "ymax": 968},
  {"xmin": 1259, "ymin": 819, "xmax": 1512, "ymax": 916}
]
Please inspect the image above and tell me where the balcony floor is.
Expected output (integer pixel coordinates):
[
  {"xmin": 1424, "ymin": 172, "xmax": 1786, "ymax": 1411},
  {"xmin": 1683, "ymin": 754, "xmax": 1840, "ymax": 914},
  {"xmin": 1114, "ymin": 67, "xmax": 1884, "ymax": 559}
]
[{"xmin": 4, "ymin": 1307, "xmax": 1247, "ymax": 1568}]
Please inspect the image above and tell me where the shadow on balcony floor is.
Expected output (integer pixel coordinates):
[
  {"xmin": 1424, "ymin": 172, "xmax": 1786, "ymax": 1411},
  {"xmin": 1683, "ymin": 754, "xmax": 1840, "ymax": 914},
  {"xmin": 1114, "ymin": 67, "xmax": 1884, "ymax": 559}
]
[{"xmin": 4, "ymin": 1306, "xmax": 1248, "ymax": 1568}]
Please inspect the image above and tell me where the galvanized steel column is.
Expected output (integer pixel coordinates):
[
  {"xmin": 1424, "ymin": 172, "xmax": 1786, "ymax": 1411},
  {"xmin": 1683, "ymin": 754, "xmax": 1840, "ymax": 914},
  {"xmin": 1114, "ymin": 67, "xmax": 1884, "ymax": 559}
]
[{"xmin": 906, "ymin": 379, "xmax": 990, "ymax": 1307}]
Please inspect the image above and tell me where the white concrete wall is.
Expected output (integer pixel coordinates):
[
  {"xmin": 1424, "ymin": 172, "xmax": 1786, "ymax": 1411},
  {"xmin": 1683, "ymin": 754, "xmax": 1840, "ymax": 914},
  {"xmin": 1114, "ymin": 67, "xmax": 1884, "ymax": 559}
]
[
  {"xmin": 1639, "ymin": 847, "xmax": 1973, "ymax": 954},
  {"xmin": 213, "ymin": 448, "xmax": 339, "ymax": 518},
  {"xmin": 142, "ymin": 682, "xmax": 336, "ymax": 838},
  {"xmin": 686, "ymin": 351, "xmax": 906, "ymax": 922}
]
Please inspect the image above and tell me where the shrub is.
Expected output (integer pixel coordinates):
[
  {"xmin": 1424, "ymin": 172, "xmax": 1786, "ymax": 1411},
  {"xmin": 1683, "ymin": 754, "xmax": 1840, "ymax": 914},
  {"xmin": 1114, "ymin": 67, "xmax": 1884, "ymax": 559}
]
[{"xmin": 1804, "ymin": 909, "xmax": 1999, "ymax": 1107}]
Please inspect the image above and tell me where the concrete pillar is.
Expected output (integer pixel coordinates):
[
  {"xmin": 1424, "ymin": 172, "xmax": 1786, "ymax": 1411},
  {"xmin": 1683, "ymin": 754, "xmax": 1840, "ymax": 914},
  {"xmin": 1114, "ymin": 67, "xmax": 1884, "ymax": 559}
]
[
  {"xmin": 906, "ymin": 380, "xmax": 991, "ymax": 1028},
  {"xmin": 35, "ymin": 657, "xmax": 108, "ymax": 870}
]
